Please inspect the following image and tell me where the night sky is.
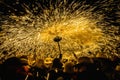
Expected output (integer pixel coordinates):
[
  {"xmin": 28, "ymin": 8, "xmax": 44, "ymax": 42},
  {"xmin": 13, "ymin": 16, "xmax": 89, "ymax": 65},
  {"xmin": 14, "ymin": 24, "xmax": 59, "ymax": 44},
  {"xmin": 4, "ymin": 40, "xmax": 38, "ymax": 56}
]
[{"xmin": 0, "ymin": 0, "xmax": 119, "ymax": 26}]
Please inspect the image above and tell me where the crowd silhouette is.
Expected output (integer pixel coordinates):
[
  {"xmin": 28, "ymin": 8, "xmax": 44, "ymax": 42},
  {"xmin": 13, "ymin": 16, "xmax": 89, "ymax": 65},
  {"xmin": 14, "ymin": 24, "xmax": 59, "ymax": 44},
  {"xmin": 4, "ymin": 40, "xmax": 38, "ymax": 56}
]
[{"xmin": 0, "ymin": 54, "xmax": 120, "ymax": 80}]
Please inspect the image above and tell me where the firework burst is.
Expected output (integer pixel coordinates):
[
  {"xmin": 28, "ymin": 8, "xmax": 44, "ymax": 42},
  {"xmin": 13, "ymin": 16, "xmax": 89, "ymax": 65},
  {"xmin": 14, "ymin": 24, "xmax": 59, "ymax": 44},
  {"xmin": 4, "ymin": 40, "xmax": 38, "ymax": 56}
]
[{"xmin": 0, "ymin": 0, "xmax": 119, "ymax": 59}]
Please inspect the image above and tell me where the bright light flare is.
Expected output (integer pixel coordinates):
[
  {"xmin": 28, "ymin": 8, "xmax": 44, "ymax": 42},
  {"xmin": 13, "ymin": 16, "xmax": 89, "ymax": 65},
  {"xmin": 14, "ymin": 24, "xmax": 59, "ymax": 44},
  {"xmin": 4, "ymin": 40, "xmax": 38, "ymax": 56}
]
[{"xmin": 0, "ymin": 0, "xmax": 119, "ymax": 59}]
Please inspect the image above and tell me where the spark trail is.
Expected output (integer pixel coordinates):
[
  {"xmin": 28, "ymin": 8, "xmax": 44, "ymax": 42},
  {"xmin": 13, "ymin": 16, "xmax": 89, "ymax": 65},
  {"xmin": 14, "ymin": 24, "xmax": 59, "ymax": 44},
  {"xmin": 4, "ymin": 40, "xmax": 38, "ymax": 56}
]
[{"xmin": 0, "ymin": 0, "xmax": 119, "ymax": 59}]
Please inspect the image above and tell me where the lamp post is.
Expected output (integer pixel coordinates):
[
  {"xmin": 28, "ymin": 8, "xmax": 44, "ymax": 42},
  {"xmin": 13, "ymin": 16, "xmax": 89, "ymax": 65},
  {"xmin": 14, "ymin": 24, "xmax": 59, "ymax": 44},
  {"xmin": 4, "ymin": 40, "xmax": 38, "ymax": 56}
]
[{"xmin": 53, "ymin": 36, "xmax": 62, "ymax": 59}]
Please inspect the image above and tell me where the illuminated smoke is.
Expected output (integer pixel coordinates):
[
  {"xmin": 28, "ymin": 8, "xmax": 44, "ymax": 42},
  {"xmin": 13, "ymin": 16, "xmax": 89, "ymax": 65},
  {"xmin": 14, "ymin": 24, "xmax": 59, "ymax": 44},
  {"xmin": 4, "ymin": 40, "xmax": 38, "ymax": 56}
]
[{"xmin": 0, "ymin": 0, "xmax": 119, "ymax": 59}]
